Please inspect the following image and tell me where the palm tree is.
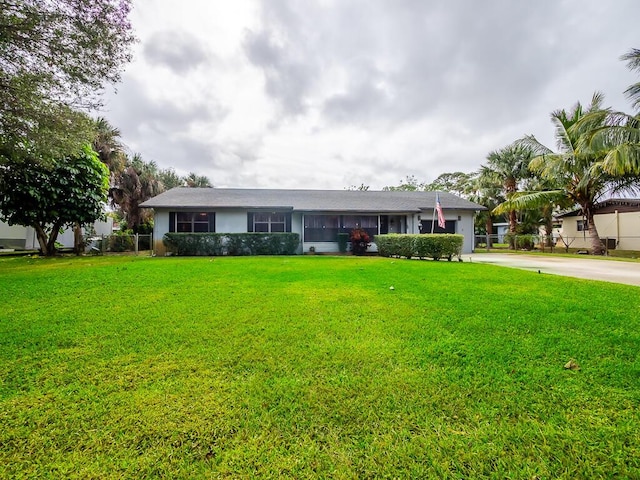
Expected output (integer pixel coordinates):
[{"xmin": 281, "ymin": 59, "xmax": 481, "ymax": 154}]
[
  {"xmin": 72, "ymin": 117, "xmax": 126, "ymax": 253},
  {"xmin": 498, "ymin": 93, "xmax": 640, "ymax": 255},
  {"xmin": 184, "ymin": 172, "xmax": 212, "ymax": 188},
  {"xmin": 158, "ymin": 167, "xmax": 184, "ymax": 190},
  {"xmin": 576, "ymin": 50, "xmax": 640, "ymax": 176},
  {"xmin": 467, "ymin": 172, "xmax": 504, "ymax": 248},
  {"xmin": 92, "ymin": 117, "xmax": 126, "ymax": 177},
  {"xmin": 479, "ymin": 144, "xmax": 532, "ymax": 237},
  {"xmin": 621, "ymin": 48, "xmax": 640, "ymax": 111},
  {"xmin": 110, "ymin": 154, "xmax": 164, "ymax": 231}
]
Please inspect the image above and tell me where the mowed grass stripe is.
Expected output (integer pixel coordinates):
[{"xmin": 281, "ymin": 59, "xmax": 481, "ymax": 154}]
[{"xmin": 0, "ymin": 255, "xmax": 638, "ymax": 478}]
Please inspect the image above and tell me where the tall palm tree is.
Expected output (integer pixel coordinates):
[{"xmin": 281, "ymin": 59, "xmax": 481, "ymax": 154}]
[
  {"xmin": 576, "ymin": 50, "xmax": 640, "ymax": 176},
  {"xmin": 158, "ymin": 167, "xmax": 184, "ymax": 190},
  {"xmin": 621, "ymin": 48, "xmax": 640, "ymax": 111},
  {"xmin": 479, "ymin": 144, "xmax": 532, "ymax": 237},
  {"xmin": 498, "ymin": 93, "xmax": 640, "ymax": 255},
  {"xmin": 92, "ymin": 117, "xmax": 126, "ymax": 177},
  {"xmin": 467, "ymin": 172, "xmax": 504, "ymax": 248},
  {"xmin": 110, "ymin": 154, "xmax": 164, "ymax": 231},
  {"xmin": 184, "ymin": 172, "xmax": 212, "ymax": 188}
]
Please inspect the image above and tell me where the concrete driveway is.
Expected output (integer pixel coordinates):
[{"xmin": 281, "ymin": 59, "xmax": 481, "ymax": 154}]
[{"xmin": 468, "ymin": 253, "xmax": 640, "ymax": 287}]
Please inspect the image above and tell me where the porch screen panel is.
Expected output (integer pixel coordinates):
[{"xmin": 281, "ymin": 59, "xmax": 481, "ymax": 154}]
[
  {"xmin": 342, "ymin": 215, "xmax": 378, "ymax": 239},
  {"xmin": 304, "ymin": 215, "xmax": 340, "ymax": 242}
]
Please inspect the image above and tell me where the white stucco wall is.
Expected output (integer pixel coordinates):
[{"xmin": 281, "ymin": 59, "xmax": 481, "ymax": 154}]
[
  {"xmin": 0, "ymin": 222, "xmax": 27, "ymax": 249},
  {"xmin": 560, "ymin": 211, "xmax": 640, "ymax": 250}
]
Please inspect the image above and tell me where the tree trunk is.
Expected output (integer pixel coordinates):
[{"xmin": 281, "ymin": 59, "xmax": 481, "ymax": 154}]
[
  {"xmin": 73, "ymin": 222, "xmax": 84, "ymax": 255},
  {"xmin": 543, "ymin": 205, "xmax": 554, "ymax": 247},
  {"xmin": 586, "ymin": 207, "xmax": 604, "ymax": 255},
  {"xmin": 505, "ymin": 178, "xmax": 518, "ymax": 236},
  {"xmin": 32, "ymin": 223, "xmax": 60, "ymax": 256},
  {"xmin": 485, "ymin": 215, "xmax": 494, "ymax": 248}
]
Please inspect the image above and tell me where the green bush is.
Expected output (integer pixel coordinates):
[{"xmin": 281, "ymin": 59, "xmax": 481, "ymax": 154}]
[
  {"xmin": 337, "ymin": 233, "xmax": 349, "ymax": 253},
  {"xmin": 109, "ymin": 232, "xmax": 134, "ymax": 252},
  {"xmin": 376, "ymin": 234, "xmax": 413, "ymax": 258},
  {"xmin": 163, "ymin": 233, "xmax": 300, "ymax": 256},
  {"xmin": 504, "ymin": 233, "xmax": 536, "ymax": 250},
  {"xmin": 375, "ymin": 234, "xmax": 463, "ymax": 261}
]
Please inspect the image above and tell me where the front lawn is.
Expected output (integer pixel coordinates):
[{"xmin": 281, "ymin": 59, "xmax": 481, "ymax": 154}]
[{"xmin": 1, "ymin": 256, "xmax": 638, "ymax": 478}]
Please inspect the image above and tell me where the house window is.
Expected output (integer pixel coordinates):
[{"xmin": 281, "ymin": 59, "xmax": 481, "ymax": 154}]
[
  {"xmin": 170, "ymin": 212, "xmax": 215, "ymax": 233},
  {"xmin": 304, "ymin": 215, "xmax": 340, "ymax": 242},
  {"xmin": 577, "ymin": 219, "xmax": 587, "ymax": 232},
  {"xmin": 247, "ymin": 212, "xmax": 291, "ymax": 233},
  {"xmin": 420, "ymin": 220, "xmax": 456, "ymax": 234}
]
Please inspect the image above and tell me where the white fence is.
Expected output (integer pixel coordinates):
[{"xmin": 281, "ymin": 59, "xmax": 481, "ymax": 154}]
[{"xmin": 474, "ymin": 234, "xmax": 640, "ymax": 253}]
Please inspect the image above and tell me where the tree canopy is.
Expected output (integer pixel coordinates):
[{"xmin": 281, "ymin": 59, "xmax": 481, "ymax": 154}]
[
  {"xmin": 0, "ymin": 0, "xmax": 135, "ymax": 163},
  {"xmin": 495, "ymin": 93, "xmax": 640, "ymax": 254},
  {"xmin": 0, "ymin": 145, "xmax": 109, "ymax": 255}
]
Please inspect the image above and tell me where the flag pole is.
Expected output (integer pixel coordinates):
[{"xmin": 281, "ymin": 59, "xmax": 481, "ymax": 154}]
[{"xmin": 431, "ymin": 192, "xmax": 438, "ymax": 234}]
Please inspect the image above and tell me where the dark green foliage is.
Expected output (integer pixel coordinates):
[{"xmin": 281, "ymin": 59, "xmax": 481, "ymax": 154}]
[
  {"xmin": 163, "ymin": 233, "xmax": 300, "ymax": 256},
  {"xmin": 376, "ymin": 234, "xmax": 464, "ymax": 260},
  {"xmin": 337, "ymin": 233, "xmax": 349, "ymax": 252},
  {"xmin": 0, "ymin": 145, "xmax": 109, "ymax": 255},
  {"xmin": 109, "ymin": 232, "xmax": 134, "ymax": 252},
  {"xmin": 0, "ymin": 0, "xmax": 135, "ymax": 163},
  {"xmin": 375, "ymin": 233, "xmax": 414, "ymax": 258}
]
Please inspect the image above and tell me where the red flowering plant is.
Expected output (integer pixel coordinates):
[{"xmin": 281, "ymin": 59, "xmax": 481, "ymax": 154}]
[{"xmin": 349, "ymin": 228, "xmax": 370, "ymax": 255}]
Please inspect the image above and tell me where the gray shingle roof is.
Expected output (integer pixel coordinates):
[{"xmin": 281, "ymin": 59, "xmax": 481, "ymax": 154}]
[{"xmin": 140, "ymin": 188, "xmax": 486, "ymax": 212}]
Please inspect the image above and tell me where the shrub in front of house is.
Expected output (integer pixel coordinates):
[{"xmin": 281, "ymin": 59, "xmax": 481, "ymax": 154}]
[
  {"xmin": 163, "ymin": 233, "xmax": 300, "ymax": 256},
  {"xmin": 337, "ymin": 233, "xmax": 349, "ymax": 253},
  {"xmin": 376, "ymin": 234, "xmax": 413, "ymax": 258},
  {"xmin": 375, "ymin": 234, "xmax": 463, "ymax": 261},
  {"xmin": 349, "ymin": 228, "xmax": 371, "ymax": 255}
]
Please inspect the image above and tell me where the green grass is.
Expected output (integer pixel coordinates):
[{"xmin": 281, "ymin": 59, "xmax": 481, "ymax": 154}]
[{"xmin": 1, "ymin": 255, "xmax": 639, "ymax": 479}]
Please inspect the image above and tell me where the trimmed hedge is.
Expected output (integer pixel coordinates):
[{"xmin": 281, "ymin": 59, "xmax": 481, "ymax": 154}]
[
  {"xmin": 375, "ymin": 234, "xmax": 464, "ymax": 261},
  {"xmin": 163, "ymin": 233, "xmax": 300, "ymax": 256}
]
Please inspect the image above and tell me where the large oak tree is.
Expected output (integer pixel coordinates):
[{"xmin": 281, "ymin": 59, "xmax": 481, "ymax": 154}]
[{"xmin": 0, "ymin": 0, "xmax": 135, "ymax": 163}]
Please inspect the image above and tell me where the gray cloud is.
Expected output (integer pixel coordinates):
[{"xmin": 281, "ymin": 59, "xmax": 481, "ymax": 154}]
[
  {"xmin": 143, "ymin": 30, "xmax": 209, "ymax": 74},
  {"xmin": 101, "ymin": 76, "xmax": 229, "ymax": 171},
  {"xmin": 103, "ymin": 0, "xmax": 640, "ymax": 190},
  {"xmin": 243, "ymin": 28, "xmax": 315, "ymax": 115}
]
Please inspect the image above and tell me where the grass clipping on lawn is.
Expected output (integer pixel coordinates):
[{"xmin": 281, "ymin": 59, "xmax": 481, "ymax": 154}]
[{"xmin": 0, "ymin": 255, "xmax": 639, "ymax": 478}]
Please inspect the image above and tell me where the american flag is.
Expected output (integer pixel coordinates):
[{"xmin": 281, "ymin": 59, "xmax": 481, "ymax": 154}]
[{"xmin": 436, "ymin": 193, "xmax": 446, "ymax": 229}]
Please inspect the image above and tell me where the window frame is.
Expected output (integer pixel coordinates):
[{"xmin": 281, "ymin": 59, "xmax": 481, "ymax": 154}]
[
  {"xmin": 577, "ymin": 219, "xmax": 587, "ymax": 232},
  {"xmin": 170, "ymin": 212, "xmax": 215, "ymax": 233},
  {"xmin": 247, "ymin": 211, "xmax": 292, "ymax": 233}
]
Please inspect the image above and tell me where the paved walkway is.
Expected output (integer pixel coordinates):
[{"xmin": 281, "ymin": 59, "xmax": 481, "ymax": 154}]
[{"xmin": 468, "ymin": 253, "xmax": 640, "ymax": 287}]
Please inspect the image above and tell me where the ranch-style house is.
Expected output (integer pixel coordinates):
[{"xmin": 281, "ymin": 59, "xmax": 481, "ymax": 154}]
[{"xmin": 140, "ymin": 188, "xmax": 486, "ymax": 255}]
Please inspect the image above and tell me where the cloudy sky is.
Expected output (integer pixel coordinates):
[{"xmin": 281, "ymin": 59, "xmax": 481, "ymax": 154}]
[{"xmin": 101, "ymin": 0, "xmax": 640, "ymax": 190}]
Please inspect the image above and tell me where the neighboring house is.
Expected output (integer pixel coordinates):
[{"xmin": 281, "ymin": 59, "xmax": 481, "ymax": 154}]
[
  {"xmin": 557, "ymin": 198, "xmax": 640, "ymax": 251},
  {"xmin": 140, "ymin": 188, "xmax": 486, "ymax": 255},
  {"xmin": 492, "ymin": 222, "xmax": 510, "ymax": 243},
  {"xmin": 0, "ymin": 218, "xmax": 114, "ymax": 250}
]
